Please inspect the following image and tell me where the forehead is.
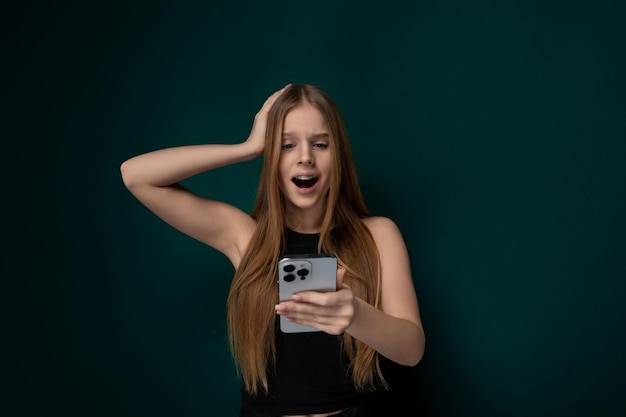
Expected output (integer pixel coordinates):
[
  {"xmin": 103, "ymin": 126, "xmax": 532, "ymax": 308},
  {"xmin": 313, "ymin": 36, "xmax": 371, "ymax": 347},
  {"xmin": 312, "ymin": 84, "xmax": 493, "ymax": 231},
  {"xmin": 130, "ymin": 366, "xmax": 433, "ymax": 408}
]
[{"xmin": 282, "ymin": 103, "xmax": 328, "ymax": 133}]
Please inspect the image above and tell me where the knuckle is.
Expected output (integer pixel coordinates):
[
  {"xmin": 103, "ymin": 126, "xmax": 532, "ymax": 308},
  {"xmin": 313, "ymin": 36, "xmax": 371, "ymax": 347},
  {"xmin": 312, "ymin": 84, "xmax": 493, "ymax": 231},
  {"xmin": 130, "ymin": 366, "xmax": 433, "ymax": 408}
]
[{"xmin": 318, "ymin": 298, "xmax": 331, "ymax": 307}]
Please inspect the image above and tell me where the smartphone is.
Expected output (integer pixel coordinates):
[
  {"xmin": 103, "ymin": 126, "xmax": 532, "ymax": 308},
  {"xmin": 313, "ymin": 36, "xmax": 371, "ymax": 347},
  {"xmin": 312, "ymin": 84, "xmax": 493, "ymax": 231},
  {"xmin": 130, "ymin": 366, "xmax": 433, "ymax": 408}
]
[{"xmin": 278, "ymin": 253, "xmax": 337, "ymax": 333}]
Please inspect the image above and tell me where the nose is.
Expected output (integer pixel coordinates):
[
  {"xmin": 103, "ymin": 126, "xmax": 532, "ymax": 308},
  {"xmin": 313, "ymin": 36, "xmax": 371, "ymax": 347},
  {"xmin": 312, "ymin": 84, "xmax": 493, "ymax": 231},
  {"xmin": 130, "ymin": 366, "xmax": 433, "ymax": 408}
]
[{"xmin": 297, "ymin": 145, "xmax": 314, "ymax": 165}]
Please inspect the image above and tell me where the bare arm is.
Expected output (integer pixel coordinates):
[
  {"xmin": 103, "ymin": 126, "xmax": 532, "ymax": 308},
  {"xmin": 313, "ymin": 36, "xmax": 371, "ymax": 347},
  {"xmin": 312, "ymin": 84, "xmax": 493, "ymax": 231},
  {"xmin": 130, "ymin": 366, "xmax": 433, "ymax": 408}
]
[
  {"xmin": 120, "ymin": 85, "xmax": 290, "ymax": 267},
  {"xmin": 275, "ymin": 217, "xmax": 425, "ymax": 366},
  {"xmin": 120, "ymin": 143, "xmax": 259, "ymax": 266},
  {"xmin": 345, "ymin": 216, "xmax": 425, "ymax": 365}
]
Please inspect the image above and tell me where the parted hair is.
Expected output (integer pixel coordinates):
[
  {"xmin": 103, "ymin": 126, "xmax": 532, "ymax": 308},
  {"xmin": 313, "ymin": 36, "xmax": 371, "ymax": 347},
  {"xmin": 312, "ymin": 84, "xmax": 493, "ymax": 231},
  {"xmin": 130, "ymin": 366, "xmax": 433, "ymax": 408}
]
[{"xmin": 226, "ymin": 84, "xmax": 386, "ymax": 394}]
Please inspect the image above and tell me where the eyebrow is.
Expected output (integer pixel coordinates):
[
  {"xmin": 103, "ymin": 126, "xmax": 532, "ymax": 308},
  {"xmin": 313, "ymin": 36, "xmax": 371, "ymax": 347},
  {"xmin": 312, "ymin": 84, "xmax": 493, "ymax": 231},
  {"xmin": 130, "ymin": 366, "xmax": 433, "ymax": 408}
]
[{"xmin": 282, "ymin": 132, "xmax": 330, "ymax": 139}]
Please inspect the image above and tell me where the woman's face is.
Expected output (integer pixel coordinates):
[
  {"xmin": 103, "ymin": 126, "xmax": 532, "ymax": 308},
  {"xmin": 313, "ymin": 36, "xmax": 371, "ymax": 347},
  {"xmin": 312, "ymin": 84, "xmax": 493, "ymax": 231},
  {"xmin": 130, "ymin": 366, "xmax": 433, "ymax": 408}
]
[{"xmin": 278, "ymin": 102, "xmax": 333, "ymax": 224}]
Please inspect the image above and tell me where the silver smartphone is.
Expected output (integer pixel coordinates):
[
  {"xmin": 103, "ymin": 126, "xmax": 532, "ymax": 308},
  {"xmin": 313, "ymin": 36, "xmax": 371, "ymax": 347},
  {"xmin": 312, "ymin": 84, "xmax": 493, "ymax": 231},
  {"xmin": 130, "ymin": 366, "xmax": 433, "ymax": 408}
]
[{"xmin": 278, "ymin": 254, "xmax": 337, "ymax": 333}]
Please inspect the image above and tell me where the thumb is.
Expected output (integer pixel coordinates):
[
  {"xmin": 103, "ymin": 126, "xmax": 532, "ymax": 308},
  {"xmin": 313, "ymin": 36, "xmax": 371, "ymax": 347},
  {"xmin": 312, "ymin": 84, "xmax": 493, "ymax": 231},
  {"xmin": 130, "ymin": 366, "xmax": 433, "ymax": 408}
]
[{"xmin": 336, "ymin": 266, "xmax": 346, "ymax": 290}]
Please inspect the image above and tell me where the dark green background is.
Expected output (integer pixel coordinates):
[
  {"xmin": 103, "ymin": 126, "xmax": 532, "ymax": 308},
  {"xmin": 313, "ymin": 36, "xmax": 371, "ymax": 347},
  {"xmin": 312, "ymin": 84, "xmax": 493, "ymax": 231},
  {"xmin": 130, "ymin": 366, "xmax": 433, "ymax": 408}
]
[{"xmin": 5, "ymin": 1, "xmax": 625, "ymax": 416}]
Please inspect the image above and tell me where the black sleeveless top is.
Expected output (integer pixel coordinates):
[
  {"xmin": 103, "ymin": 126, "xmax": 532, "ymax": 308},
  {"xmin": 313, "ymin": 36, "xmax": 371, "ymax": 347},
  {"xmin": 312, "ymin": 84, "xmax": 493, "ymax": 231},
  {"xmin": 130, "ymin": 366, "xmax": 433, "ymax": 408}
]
[{"xmin": 240, "ymin": 229, "xmax": 361, "ymax": 415}]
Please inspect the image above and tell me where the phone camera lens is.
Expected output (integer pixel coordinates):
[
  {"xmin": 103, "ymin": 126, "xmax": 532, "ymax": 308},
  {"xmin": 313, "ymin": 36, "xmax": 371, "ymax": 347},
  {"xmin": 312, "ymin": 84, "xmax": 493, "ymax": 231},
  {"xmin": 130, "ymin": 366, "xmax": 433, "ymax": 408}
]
[
  {"xmin": 283, "ymin": 264, "xmax": 295, "ymax": 273},
  {"xmin": 284, "ymin": 274, "xmax": 295, "ymax": 282},
  {"xmin": 297, "ymin": 268, "xmax": 309, "ymax": 280}
]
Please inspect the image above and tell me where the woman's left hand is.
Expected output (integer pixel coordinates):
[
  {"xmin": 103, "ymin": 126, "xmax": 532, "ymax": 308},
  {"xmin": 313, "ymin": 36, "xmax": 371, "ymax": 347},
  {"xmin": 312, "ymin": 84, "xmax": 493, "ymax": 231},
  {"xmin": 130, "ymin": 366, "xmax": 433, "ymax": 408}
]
[{"xmin": 275, "ymin": 267, "xmax": 357, "ymax": 335}]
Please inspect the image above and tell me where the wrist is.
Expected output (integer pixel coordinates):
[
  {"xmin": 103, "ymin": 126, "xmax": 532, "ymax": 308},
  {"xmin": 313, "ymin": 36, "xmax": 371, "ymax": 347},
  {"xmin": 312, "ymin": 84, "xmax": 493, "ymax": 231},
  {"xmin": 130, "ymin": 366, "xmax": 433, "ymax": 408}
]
[
  {"xmin": 237, "ymin": 141, "xmax": 264, "ymax": 162},
  {"xmin": 346, "ymin": 296, "xmax": 365, "ymax": 334}
]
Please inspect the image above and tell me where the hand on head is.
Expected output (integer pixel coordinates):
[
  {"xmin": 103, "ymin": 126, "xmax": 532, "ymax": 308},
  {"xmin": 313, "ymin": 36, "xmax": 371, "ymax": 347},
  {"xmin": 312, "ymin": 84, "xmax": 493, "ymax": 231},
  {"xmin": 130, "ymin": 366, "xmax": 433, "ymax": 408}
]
[{"xmin": 245, "ymin": 84, "xmax": 292, "ymax": 157}]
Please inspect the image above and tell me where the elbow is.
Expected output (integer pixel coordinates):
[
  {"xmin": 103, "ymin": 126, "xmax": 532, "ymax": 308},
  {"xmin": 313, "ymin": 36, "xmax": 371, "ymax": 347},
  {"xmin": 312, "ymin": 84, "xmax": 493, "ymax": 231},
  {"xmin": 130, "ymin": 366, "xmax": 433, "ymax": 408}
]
[
  {"xmin": 404, "ymin": 327, "xmax": 425, "ymax": 367},
  {"xmin": 405, "ymin": 344, "xmax": 425, "ymax": 367},
  {"xmin": 390, "ymin": 346, "xmax": 423, "ymax": 367},
  {"xmin": 119, "ymin": 159, "xmax": 138, "ymax": 190}
]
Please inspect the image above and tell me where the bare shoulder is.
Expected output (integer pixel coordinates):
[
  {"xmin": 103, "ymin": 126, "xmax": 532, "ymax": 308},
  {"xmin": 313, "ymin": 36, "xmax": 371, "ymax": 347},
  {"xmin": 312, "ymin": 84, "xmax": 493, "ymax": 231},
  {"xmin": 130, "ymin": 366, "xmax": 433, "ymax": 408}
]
[
  {"xmin": 362, "ymin": 216, "xmax": 404, "ymax": 241},
  {"xmin": 362, "ymin": 216, "xmax": 410, "ymax": 262}
]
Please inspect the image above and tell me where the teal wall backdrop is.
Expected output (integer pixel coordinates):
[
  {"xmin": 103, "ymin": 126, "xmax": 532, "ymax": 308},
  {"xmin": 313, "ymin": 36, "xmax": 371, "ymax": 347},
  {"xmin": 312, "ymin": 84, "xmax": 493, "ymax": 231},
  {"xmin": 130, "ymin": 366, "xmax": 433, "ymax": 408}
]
[{"xmin": 5, "ymin": 1, "xmax": 625, "ymax": 416}]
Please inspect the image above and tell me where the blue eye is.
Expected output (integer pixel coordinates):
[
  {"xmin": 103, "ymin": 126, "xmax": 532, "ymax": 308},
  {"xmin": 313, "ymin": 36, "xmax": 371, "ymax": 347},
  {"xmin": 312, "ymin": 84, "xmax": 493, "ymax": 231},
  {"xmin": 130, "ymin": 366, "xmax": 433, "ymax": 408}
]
[
  {"xmin": 282, "ymin": 143, "xmax": 295, "ymax": 149},
  {"xmin": 313, "ymin": 143, "xmax": 328, "ymax": 149}
]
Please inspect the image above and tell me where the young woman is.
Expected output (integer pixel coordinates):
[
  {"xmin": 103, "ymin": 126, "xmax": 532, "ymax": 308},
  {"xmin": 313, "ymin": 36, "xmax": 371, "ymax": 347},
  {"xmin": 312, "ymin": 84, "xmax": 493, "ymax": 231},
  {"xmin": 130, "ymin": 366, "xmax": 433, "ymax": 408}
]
[{"xmin": 120, "ymin": 84, "xmax": 425, "ymax": 417}]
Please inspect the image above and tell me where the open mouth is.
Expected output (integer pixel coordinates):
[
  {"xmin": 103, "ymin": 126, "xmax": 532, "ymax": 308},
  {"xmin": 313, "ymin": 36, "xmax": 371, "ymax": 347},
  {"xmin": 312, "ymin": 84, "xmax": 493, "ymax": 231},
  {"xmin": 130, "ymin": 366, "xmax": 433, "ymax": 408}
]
[{"xmin": 292, "ymin": 175, "xmax": 319, "ymax": 189}]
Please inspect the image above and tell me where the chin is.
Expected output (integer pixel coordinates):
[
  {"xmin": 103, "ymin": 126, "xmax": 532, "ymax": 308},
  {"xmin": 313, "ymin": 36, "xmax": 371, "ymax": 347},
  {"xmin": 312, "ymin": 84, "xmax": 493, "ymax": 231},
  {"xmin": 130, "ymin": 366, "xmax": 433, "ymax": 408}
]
[{"xmin": 285, "ymin": 194, "xmax": 328, "ymax": 211}]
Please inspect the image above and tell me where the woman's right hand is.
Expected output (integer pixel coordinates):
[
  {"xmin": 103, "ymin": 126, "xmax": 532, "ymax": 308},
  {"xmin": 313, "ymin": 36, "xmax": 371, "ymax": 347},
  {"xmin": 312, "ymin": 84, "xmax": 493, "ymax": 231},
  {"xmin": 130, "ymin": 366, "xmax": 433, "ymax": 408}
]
[{"xmin": 245, "ymin": 84, "xmax": 291, "ymax": 157}]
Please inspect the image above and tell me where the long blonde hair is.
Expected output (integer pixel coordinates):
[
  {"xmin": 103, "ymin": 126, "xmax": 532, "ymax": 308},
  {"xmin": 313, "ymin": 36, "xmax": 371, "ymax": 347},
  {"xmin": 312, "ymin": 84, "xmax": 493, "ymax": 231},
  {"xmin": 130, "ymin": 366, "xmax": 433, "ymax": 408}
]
[{"xmin": 226, "ymin": 84, "xmax": 385, "ymax": 394}]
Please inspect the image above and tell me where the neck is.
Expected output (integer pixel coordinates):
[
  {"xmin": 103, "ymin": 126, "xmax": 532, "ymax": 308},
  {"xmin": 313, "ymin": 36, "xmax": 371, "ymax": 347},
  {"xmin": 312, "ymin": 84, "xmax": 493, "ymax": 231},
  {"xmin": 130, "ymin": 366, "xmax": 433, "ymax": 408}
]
[
  {"xmin": 285, "ymin": 209, "xmax": 324, "ymax": 234},
  {"xmin": 285, "ymin": 219, "xmax": 322, "ymax": 234}
]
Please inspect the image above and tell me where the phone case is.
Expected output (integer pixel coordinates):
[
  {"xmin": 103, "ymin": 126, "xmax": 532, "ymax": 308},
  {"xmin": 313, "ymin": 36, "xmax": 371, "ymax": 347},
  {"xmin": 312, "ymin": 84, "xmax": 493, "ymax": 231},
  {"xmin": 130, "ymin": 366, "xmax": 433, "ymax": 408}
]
[{"xmin": 278, "ymin": 253, "xmax": 337, "ymax": 333}]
